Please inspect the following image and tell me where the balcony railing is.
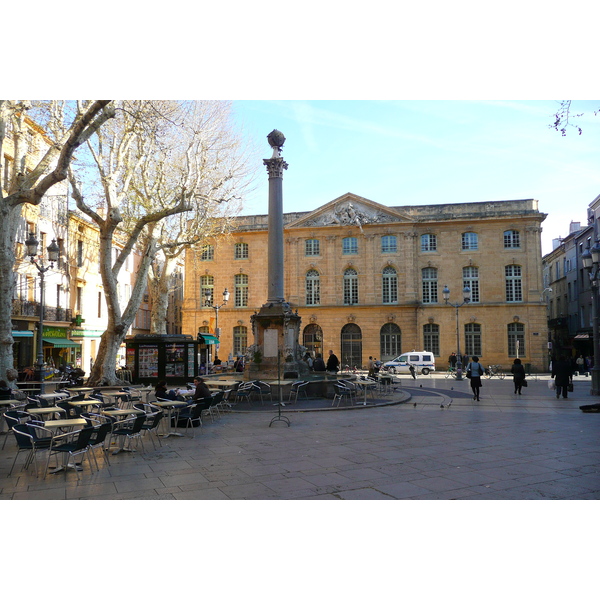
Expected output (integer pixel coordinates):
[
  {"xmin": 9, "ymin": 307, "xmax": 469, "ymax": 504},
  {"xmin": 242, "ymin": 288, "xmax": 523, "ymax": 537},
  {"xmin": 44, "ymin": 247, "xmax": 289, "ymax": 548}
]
[{"xmin": 12, "ymin": 299, "xmax": 72, "ymax": 322}]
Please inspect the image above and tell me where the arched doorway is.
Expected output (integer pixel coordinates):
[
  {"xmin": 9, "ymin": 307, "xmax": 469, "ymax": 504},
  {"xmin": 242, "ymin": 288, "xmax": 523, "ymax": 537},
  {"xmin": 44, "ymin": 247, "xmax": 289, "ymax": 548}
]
[
  {"xmin": 303, "ymin": 323, "xmax": 323, "ymax": 358},
  {"xmin": 380, "ymin": 323, "xmax": 401, "ymax": 361},
  {"xmin": 341, "ymin": 323, "xmax": 362, "ymax": 369}
]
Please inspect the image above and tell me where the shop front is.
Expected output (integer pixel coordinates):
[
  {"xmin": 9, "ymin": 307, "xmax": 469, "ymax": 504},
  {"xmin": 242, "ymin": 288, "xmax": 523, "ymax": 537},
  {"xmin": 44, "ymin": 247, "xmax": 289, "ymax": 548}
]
[{"xmin": 42, "ymin": 326, "xmax": 82, "ymax": 370}]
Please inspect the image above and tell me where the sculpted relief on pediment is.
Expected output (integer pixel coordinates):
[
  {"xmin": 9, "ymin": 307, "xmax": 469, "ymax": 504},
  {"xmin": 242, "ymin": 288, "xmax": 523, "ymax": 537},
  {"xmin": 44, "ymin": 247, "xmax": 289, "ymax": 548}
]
[{"xmin": 299, "ymin": 201, "xmax": 400, "ymax": 230}]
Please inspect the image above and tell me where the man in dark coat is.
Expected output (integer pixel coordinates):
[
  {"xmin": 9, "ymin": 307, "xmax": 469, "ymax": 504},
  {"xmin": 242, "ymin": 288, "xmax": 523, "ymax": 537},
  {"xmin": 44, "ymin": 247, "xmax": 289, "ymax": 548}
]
[
  {"xmin": 326, "ymin": 350, "xmax": 340, "ymax": 373},
  {"xmin": 551, "ymin": 355, "xmax": 573, "ymax": 399}
]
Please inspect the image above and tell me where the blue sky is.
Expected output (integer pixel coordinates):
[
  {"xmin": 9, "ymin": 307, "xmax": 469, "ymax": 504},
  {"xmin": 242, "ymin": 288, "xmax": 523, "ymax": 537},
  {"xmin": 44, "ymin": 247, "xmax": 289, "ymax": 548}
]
[{"xmin": 231, "ymin": 100, "xmax": 600, "ymax": 256}]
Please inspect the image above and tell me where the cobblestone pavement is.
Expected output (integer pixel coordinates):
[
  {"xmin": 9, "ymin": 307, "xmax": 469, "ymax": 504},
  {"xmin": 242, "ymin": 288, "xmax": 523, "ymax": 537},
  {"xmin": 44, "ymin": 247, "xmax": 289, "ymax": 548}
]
[{"xmin": 1, "ymin": 374, "xmax": 599, "ymax": 500}]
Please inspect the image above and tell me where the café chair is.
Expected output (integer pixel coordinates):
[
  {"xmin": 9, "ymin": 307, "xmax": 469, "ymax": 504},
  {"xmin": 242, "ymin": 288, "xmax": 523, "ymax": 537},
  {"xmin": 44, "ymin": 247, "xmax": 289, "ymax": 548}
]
[
  {"xmin": 111, "ymin": 413, "xmax": 146, "ymax": 453},
  {"xmin": 44, "ymin": 426, "xmax": 95, "ymax": 480},
  {"xmin": 234, "ymin": 382, "xmax": 255, "ymax": 405},
  {"xmin": 174, "ymin": 402, "xmax": 204, "ymax": 437},
  {"xmin": 3, "ymin": 410, "xmax": 32, "ymax": 450},
  {"xmin": 252, "ymin": 381, "xmax": 272, "ymax": 405},
  {"xmin": 288, "ymin": 381, "xmax": 309, "ymax": 404},
  {"xmin": 9, "ymin": 423, "xmax": 53, "ymax": 477},
  {"xmin": 140, "ymin": 410, "xmax": 164, "ymax": 450},
  {"xmin": 332, "ymin": 383, "xmax": 354, "ymax": 407},
  {"xmin": 87, "ymin": 422, "xmax": 113, "ymax": 470}
]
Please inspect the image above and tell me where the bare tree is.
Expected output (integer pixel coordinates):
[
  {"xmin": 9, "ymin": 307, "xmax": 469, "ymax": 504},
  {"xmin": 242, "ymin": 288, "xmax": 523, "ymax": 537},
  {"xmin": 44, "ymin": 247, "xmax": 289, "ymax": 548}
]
[
  {"xmin": 69, "ymin": 100, "xmax": 253, "ymax": 385},
  {"xmin": 0, "ymin": 100, "xmax": 113, "ymax": 386},
  {"xmin": 550, "ymin": 100, "xmax": 599, "ymax": 136}
]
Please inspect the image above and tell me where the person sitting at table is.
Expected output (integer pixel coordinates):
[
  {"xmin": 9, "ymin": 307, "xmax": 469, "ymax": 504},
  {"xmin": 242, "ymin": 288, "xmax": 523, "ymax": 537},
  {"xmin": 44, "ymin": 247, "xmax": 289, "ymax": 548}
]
[
  {"xmin": 155, "ymin": 380, "xmax": 181, "ymax": 401},
  {"xmin": 190, "ymin": 377, "xmax": 212, "ymax": 408}
]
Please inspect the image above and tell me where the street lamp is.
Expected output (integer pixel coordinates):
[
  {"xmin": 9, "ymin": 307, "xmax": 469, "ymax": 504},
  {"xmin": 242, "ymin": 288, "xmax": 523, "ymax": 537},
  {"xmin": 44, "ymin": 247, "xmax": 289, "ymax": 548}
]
[
  {"xmin": 204, "ymin": 288, "xmax": 229, "ymax": 341},
  {"xmin": 442, "ymin": 284, "xmax": 471, "ymax": 380},
  {"xmin": 25, "ymin": 232, "xmax": 60, "ymax": 394},
  {"xmin": 581, "ymin": 240, "xmax": 600, "ymax": 395}
]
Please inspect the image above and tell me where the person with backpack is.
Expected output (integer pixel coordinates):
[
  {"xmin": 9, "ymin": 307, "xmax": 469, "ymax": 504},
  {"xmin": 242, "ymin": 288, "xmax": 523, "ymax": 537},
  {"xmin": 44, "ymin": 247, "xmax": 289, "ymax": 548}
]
[{"xmin": 466, "ymin": 356, "xmax": 484, "ymax": 401}]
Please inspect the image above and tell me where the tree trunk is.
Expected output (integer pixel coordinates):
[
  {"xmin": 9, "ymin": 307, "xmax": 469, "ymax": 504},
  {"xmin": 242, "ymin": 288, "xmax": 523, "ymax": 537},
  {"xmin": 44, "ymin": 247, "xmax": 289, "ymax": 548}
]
[
  {"xmin": 149, "ymin": 256, "xmax": 177, "ymax": 334},
  {"xmin": 0, "ymin": 204, "xmax": 21, "ymax": 386}
]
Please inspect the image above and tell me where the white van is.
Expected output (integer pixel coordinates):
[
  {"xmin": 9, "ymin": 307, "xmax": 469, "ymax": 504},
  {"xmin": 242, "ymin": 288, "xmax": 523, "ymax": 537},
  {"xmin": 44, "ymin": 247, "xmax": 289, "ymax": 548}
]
[{"xmin": 383, "ymin": 352, "xmax": 436, "ymax": 375}]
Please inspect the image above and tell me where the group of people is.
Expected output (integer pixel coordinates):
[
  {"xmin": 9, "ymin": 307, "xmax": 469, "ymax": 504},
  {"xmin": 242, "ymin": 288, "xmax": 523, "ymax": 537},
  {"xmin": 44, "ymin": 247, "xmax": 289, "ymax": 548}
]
[
  {"xmin": 303, "ymin": 350, "xmax": 340, "ymax": 373},
  {"xmin": 154, "ymin": 376, "xmax": 213, "ymax": 409}
]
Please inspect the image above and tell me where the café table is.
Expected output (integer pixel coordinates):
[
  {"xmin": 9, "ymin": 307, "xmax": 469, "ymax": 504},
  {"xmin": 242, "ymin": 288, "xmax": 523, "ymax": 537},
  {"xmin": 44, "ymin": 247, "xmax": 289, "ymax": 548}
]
[
  {"xmin": 43, "ymin": 418, "xmax": 88, "ymax": 474},
  {"xmin": 99, "ymin": 391, "xmax": 131, "ymax": 408},
  {"xmin": 149, "ymin": 400, "xmax": 187, "ymax": 438},
  {"xmin": 101, "ymin": 408, "xmax": 145, "ymax": 454},
  {"xmin": 354, "ymin": 379, "xmax": 378, "ymax": 406},
  {"xmin": 26, "ymin": 406, "xmax": 67, "ymax": 420},
  {"xmin": 65, "ymin": 387, "xmax": 96, "ymax": 395},
  {"xmin": 69, "ymin": 398, "xmax": 104, "ymax": 412},
  {"xmin": 209, "ymin": 379, "xmax": 241, "ymax": 388},
  {"xmin": 377, "ymin": 374, "xmax": 394, "ymax": 395}
]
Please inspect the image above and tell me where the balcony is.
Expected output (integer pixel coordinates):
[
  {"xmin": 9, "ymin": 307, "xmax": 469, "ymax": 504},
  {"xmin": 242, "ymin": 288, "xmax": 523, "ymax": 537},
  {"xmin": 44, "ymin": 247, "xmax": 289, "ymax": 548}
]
[{"xmin": 12, "ymin": 299, "xmax": 72, "ymax": 322}]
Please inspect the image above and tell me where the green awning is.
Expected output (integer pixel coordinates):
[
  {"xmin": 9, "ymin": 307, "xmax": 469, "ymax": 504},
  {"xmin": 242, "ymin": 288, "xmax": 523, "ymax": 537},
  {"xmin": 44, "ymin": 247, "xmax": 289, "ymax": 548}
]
[
  {"xmin": 198, "ymin": 334, "xmax": 219, "ymax": 345},
  {"xmin": 42, "ymin": 337, "xmax": 81, "ymax": 348},
  {"xmin": 12, "ymin": 330, "xmax": 33, "ymax": 338}
]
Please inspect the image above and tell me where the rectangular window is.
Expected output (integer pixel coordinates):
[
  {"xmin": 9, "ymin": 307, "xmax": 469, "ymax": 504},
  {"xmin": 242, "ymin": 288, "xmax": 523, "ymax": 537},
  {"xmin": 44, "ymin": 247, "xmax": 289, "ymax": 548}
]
[
  {"xmin": 201, "ymin": 245, "xmax": 214, "ymax": 261},
  {"xmin": 461, "ymin": 232, "xmax": 478, "ymax": 251},
  {"xmin": 423, "ymin": 324, "xmax": 440, "ymax": 356},
  {"xmin": 305, "ymin": 239, "xmax": 320, "ymax": 256},
  {"xmin": 77, "ymin": 240, "xmax": 84, "ymax": 267},
  {"xmin": 422, "ymin": 268, "xmax": 438, "ymax": 303},
  {"xmin": 505, "ymin": 265, "xmax": 523, "ymax": 302},
  {"xmin": 508, "ymin": 323, "xmax": 525, "ymax": 356},
  {"xmin": 233, "ymin": 326, "xmax": 247, "ymax": 356},
  {"xmin": 463, "ymin": 266, "xmax": 480, "ymax": 303},
  {"xmin": 464, "ymin": 323, "xmax": 482, "ymax": 356},
  {"xmin": 235, "ymin": 242, "xmax": 248, "ymax": 259},
  {"xmin": 381, "ymin": 235, "xmax": 397, "ymax": 253},
  {"xmin": 235, "ymin": 274, "xmax": 248, "ymax": 307},
  {"xmin": 421, "ymin": 234, "xmax": 437, "ymax": 252},
  {"xmin": 504, "ymin": 230, "xmax": 520, "ymax": 249},
  {"xmin": 342, "ymin": 237, "xmax": 358, "ymax": 254}
]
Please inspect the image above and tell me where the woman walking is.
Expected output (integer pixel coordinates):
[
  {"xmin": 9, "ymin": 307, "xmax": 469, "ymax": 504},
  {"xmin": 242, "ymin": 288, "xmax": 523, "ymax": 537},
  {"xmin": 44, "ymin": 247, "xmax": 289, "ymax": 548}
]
[
  {"xmin": 466, "ymin": 356, "xmax": 484, "ymax": 401},
  {"xmin": 511, "ymin": 358, "xmax": 526, "ymax": 394}
]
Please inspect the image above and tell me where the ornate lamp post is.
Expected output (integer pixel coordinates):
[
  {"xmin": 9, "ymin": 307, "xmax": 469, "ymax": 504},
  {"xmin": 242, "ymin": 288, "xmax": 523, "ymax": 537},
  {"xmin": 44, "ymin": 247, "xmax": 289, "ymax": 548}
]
[
  {"xmin": 25, "ymin": 232, "xmax": 60, "ymax": 394},
  {"xmin": 204, "ymin": 288, "xmax": 229, "ymax": 341},
  {"xmin": 442, "ymin": 284, "xmax": 471, "ymax": 380},
  {"xmin": 581, "ymin": 241, "xmax": 600, "ymax": 395}
]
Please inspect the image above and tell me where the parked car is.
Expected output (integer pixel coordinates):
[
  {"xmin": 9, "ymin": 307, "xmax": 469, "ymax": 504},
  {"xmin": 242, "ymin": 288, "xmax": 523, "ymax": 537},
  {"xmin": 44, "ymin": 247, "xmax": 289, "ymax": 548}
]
[{"xmin": 383, "ymin": 352, "xmax": 436, "ymax": 375}]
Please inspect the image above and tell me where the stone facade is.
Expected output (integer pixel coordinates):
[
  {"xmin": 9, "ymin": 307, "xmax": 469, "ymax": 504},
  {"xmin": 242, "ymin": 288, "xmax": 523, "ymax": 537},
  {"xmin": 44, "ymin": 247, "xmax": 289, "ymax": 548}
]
[{"xmin": 181, "ymin": 193, "xmax": 549, "ymax": 371}]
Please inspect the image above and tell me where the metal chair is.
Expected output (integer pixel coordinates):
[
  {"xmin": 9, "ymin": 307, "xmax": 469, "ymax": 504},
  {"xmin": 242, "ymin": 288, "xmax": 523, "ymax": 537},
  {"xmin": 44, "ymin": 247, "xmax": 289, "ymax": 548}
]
[
  {"xmin": 288, "ymin": 381, "xmax": 309, "ymax": 404},
  {"xmin": 332, "ymin": 383, "xmax": 354, "ymax": 407},
  {"xmin": 234, "ymin": 382, "xmax": 255, "ymax": 405},
  {"xmin": 87, "ymin": 421, "xmax": 113, "ymax": 470},
  {"xmin": 110, "ymin": 414, "xmax": 147, "ymax": 453},
  {"xmin": 9, "ymin": 423, "xmax": 54, "ymax": 477},
  {"xmin": 140, "ymin": 410, "xmax": 164, "ymax": 449},
  {"xmin": 44, "ymin": 426, "xmax": 95, "ymax": 479},
  {"xmin": 3, "ymin": 410, "xmax": 32, "ymax": 450},
  {"xmin": 252, "ymin": 381, "xmax": 272, "ymax": 405},
  {"xmin": 174, "ymin": 403, "xmax": 204, "ymax": 437}
]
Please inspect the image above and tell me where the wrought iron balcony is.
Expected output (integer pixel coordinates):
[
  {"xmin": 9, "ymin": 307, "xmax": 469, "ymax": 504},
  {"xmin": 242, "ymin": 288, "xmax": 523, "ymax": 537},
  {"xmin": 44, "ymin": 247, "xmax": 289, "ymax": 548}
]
[{"xmin": 11, "ymin": 299, "xmax": 72, "ymax": 322}]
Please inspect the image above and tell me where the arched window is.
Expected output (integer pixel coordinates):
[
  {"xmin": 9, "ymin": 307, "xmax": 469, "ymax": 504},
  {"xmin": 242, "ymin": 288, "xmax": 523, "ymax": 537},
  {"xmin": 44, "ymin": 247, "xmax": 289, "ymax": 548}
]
[
  {"xmin": 200, "ymin": 275, "xmax": 214, "ymax": 306},
  {"xmin": 303, "ymin": 323, "xmax": 323, "ymax": 357},
  {"xmin": 507, "ymin": 323, "xmax": 525, "ymax": 356},
  {"xmin": 233, "ymin": 325, "xmax": 247, "ymax": 357},
  {"xmin": 341, "ymin": 323, "xmax": 362, "ymax": 369},
  {"xmin": 422, "ymin": 267, "xmax": 438, "ymax": 303},
  {"xmin": 306, "ymin": 269, "xmax": 320, "ymax": 306},
  {"xmin": 380, "ymin": 323, "xmax": 401, "ymax": 361},
  {"xmin": 235, "ymin": 273, "xmax": 248, "ymax": 307},
  {"xmin": 382, "ymin": 266, "xmax": 398, "ymax": 304},
  {"xmin": 505, "ymin": 265, "xmax": 522, "ymax": 302},
  {"xmin": 463, "ymin": 266, "xmax": 479, "ymax": 303},
  {"xmin": 423, "ymin": 323, "xmax": 440, "ymax": 355},
  {"xmin": 343, "ymin": 268, "xmax": 358, "ymax": 305}
]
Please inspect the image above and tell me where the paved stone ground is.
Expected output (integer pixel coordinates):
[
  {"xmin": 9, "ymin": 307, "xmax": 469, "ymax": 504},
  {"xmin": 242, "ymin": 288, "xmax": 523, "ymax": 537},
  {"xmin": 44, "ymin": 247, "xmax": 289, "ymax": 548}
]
[{"xmin": 1, "ymin": 374, "xmax": 599, "ymax": 500}]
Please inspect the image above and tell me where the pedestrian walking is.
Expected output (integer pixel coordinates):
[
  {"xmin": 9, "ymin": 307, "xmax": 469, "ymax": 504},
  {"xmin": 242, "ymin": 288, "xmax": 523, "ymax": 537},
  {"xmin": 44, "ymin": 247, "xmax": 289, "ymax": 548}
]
[
  {"xmin": 511, "ymin": 358, "xmax": 526, "ymax": 395},
  {"xmin": 551, "ymin": 355, "xmax": 573, "ymax": 399},
  {"xmin": 576, "ymin": 355, "xmax": 585, "ymax": 375},
  {"xmin": 466, "ymin": 356, "xmax": 484, "ymax": 401},
  {"xmin": 408, "ymin": 363, "xmax": 416, "ymax": 379}
]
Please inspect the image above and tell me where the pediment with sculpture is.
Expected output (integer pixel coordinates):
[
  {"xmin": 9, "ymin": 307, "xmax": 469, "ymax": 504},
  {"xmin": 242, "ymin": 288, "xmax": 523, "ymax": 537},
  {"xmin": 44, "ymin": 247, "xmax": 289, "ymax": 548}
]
[{"xmin": 287, "ymin": 193, "xmax": 413, "ymax": 230}]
